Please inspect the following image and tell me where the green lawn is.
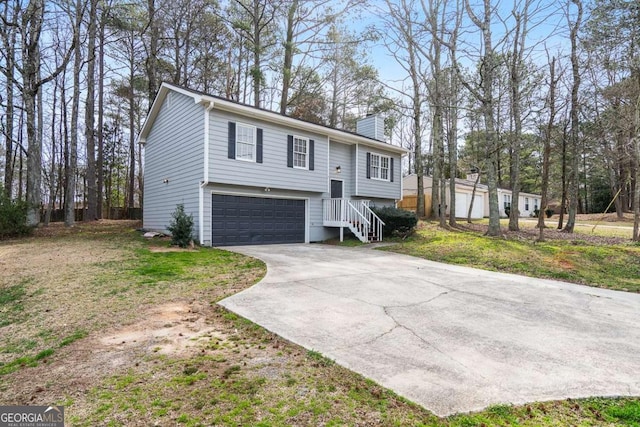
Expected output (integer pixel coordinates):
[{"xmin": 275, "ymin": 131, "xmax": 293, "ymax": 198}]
[
  {"xmin": 381, "ymin": 221, "xmax": 640, "ymax": 293},
  {"xmin": 1, "ymin": 221, "xmax": 639, "ymax": 426}
]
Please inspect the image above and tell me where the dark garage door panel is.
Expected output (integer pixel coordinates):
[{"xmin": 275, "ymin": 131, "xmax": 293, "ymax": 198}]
[{"xmin": 212, "ymin": 194, "xmax": 305, "ymax": 246}]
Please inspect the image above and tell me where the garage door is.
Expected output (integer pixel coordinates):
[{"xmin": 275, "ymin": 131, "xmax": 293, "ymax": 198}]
[
  {"xmin": 455, "ymin": 192, "xmax": 484, "ymax": 219},
  {"xmin": 212, "ymin": 194, "xmax": 305, "ymax": 246}
]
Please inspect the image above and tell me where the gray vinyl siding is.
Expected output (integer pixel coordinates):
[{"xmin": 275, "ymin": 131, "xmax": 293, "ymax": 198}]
[
  {"xmin": 355, "ymin": 116, "xmax": 385, "ymax": 141},
  {"xmin": 208, "ymin": 110, "xmax": 327, "ymax": 193},
  {"xmin": 328, "ymin": 142, "xmax": 352, "ymax": 197},
  {"xmin": 356, "ymin": 145, "xmax": 402, "ymax": 200},
  {"xmin": 201, "ymin": 183, "xmax": 330, "ymax": 245},
  {"xmin": 143, "ymin": 91, "xmax": 203, "ymax": 237}
]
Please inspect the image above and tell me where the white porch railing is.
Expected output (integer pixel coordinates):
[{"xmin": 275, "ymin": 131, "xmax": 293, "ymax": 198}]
[{"xmin": 322, "ymin": 198, "xmax": 385, "ymax": 243}]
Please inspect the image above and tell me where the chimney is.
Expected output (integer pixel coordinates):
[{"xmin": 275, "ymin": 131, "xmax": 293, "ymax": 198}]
[{"xmin": 356, "ymin": 114, "xmax": 385, "ymax": 142}]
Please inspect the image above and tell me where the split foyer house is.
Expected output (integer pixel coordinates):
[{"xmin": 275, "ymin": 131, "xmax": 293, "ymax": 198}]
[{"xmin": 138, "ymin": 83, "xmax": 407, "ymax": 246}]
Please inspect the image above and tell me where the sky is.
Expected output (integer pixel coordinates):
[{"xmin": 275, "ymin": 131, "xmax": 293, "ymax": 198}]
[{"xmin": 349, "ymin": 0, "xmax": 578, "ymax": 88}]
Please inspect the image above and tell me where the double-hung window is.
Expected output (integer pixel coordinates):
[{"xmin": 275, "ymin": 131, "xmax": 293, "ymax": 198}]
[
  {"xmin": 370, "ymin": 153, "xmax": 390, "ymax": 181},
  {"xmin": 503, "ymin": 194, "xmax": 511, "ymax": 209},
  {"xmin": 293, "ymin": 136, "xmax": 308, "ymax": 169},
  {"xmin": 236, "ymin": 123, "xmax": 256, "ymax": 162},
  {"xmin": 525, "ymin": 197, "xmax": 530, "ymax": 211}
]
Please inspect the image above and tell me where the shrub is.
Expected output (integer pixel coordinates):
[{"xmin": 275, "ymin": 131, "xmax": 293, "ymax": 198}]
[
  {"xmin": 504, "ymin": 206, "xmax": 511, "ymax": 218},
  {"xmin": 545, "ymin": 208, "xmax": 554, "ymax": 218},
  {"xmin": 532, "ymin": 208, "xmax": 540, "ymax": 218},
  {"xmin": 167, "ymin": 204, "xmax": 194, "ymax": 248},
  {"xmin": 372, "ymin": 206, "xmax": 417, "ymax": 237},
  {"xmin": 0, "ymin": 191, "xmax": 32, "ymax": 239}
]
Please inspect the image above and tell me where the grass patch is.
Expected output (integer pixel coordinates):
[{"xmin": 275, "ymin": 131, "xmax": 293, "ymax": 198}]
[
  {"xmin": 59, "ymin": 330, "xmax": 88, "ymax": 347},
  {"xmin": 307, "ymin": 350, "xmax": 335, "ymax": 367},
  {"xmin": 0, "ymin": 348, "xmax": 55, "ymax": 376},
  {"xmin": 382, "ymin": 221, "xmax": 640, "ymax": 292},
  {"xmin": 0, "ymin": 280, "xmax": 28, "ymax": 327}
]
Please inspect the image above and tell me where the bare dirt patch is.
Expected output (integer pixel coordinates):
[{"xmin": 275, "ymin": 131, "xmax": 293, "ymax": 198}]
[{"xmin": 3, "ymin": 299, "xmax": 231, "ymax": 407}]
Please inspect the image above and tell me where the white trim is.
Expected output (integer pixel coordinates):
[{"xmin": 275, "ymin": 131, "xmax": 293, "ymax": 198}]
[
  {"xmin": 292, "ymin": 134, "xmax": 309, "ymax": 169},
  {"xmin": 210, "ymin": 190, "xmax": 310, "ymax": 244},
  {"xmin": 203, "ymin": 101, "xmax": 214, "ymax": 181},
  {"xmin": 200, "ymin": 102, "xmax": 214, "ymax": 246},
  {"xmin": 400, "ymin": 161, "xmax": 404, "ymax": 201},
  {"xmin": 369, "ymin": 152, "xmax": 391, "ymax": 182},
  {"xmin": 326, "ymin": 138, "xmax": 331, "ymax": 193},
  {"xmin": 198, "ymin": 184, "xmax": 204, "ymax": 244},
  {"xmin": 355, "ymin": 144, "xmax": 359, "ymax": 195},
  {"xmin": 234, "ymin": 122, "xmax": 257, "ymax": 162}
]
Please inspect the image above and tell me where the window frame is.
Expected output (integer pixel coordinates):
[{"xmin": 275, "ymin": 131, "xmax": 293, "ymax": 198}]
[
  {"xmin": 292, "ymin": 135, "xmax": 309, "ymax": 170},
  {"xmin": 503, "ymin": 194, "xmax": 512, "ymax": 209},
  {"xmin": 370, "ymin": 153, "xmax": 391, "ymax": 182},
  {"xmin": 235, "ymin": 122, "xmax": 257, "ymax": 162}
]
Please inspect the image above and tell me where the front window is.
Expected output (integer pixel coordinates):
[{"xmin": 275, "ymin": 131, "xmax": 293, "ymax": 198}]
[
  {"xmin": 371, "ymin": 153, "xmax": 390, "ymax": 181},
  {"xmin": 525, "ymin": 197, "xmax": 529, "ymax": 211},
  {"xmin": 293, "ymin": 136, "xmax": 308, "ymax": 169},
  {"xmin": 503, "ymin": 194, "xmax": 511, "ymax": 209},
  {"xmin": 236, "ymin": 123, "xmax": 255, "ymax": 161}
]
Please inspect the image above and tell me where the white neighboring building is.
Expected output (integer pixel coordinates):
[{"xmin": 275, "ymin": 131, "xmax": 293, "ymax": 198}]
[{"xmin": 403, "ymin": 174, "xmax": 542, "ymax": 218}]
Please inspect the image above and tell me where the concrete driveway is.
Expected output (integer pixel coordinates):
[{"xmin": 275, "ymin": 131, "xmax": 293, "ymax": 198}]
[{"xmin": 218, "ymin": 244, "xmax": 640, "ymax": 416}]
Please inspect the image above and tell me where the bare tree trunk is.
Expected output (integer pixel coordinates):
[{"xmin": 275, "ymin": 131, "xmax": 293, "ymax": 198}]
[
  {"xmin": 448, "ymin": 69, "xmax": 458, "ymax": 227},
  {"xmin": 23, "ymin": 0, "xmax": 45, "ymax": 226},
  {"xmin": 538, "ymin": 55, "xmax": 557, "ymax": 241},
  {"xmin": 2, "ymin": 0, "xmax": 17, "ymax": 197},
  {"xmin": 44, "ymin": 77, "xmax": 58, "ymax": 226},
  {"xmin": 633, "ymin": 83, "xmax": 640, "ymax": 240},
  {"xmin": 558, "ymin": 124, "xmax": 568, "ymax": 229},
  {"xmin": 146, "ymin": 0, "xmax": 159, "ymax": 105},
  {"xmin": 128, "ymin": 31, "xmax": 136, "ymax": 212},
  {"xmin": 467, "ymin": 171, "xmax": 481, "ymax": 223},
  {"xmin": 84, "ymin": 0, "xmax": 98, "ymax": 221},
  {"xmin": 65, "ymin": 0, "xmax": 83, "ymax": 227},
  {"xmin": 563, "ymin": 0, "xmax": 582, "ymax": 233},
  {"xmin": 507, "ymin": 5, "xmax": 530, "ymax": 232},
  {"xmin": 465, "ymin": 0, "xmax": 501, "ymax": 236},
  {"xmin": 97, "ymin": 13, "xmax": 105, "ymax": 218},
  {"xmin": 280, "ymin": 0, "xmax": 297, "ymax": 114}
]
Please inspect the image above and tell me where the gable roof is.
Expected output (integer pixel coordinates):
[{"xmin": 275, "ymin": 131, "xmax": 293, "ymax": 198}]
[{"xmin": 137, "ymin": 82, "xmax": 408, "ymax": 155}]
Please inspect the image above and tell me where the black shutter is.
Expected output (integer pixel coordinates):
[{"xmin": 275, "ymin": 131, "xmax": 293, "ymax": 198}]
[
  {"xmin": 366, "ymin": 152, "xmax": 371, "ymax": 179},
  {"xmin": 227, "ymin": 122, "xmax": 236, "ymax": 159},
  {"xmin": 390, "ymin": 157, "xmax": 394, "ymax": 182},
  {"xmin": 309, "ymin": 139, "xmax": 315, "ymax": 170},
  {"xmin": 287, "ymin": 135, "xmax": 294, "ymax": 168},
  {"xmin": 256, "ymin": 128, "xmax": 263, "ymax": 163}
]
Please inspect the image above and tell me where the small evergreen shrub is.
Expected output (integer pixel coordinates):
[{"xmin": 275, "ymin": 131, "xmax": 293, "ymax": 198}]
[
  {"xmin": 532, "ymin": 208, "xmax": 540, "ymax": 218},
  {"xmin": 372, "ymin": 206, "xmax": 417, "ymax": 237},
  {"xmin": 545, "ymin": 208, "xmax": 554, "ymax": 218},
  {"xmin": 504, "ymin": 206, "xmax": 511, "ymax": 217},
  {"xmin": 0, "ymin": 191, "xmax": 32, "ymax": 239},
  {"xmin": 167, "ymin": 204, "xmax": 194, "ymax": 248}
]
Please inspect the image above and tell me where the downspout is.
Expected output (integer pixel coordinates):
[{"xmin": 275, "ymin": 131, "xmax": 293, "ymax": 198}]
[
  {"xmin": 200, "ymin": 100, "xmax": 215, "ymax": 245},
  {"xmin": 355, "ymin": 144, "xmax": 359, "ymax": 196}
]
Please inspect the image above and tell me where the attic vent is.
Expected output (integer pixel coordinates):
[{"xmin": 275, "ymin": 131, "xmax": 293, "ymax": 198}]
[{"xmin": 356, "ymin": 115, "xmax": 385, "ymax": 142}]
